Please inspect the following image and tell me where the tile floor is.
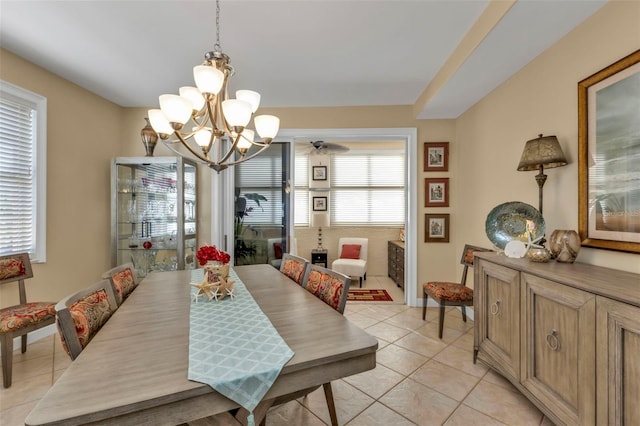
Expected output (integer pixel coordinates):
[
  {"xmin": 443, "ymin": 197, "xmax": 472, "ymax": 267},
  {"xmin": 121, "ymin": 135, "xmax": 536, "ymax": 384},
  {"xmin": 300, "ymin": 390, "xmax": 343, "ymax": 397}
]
[{"xmin": 0, "ymin": 276, "xmax": 553, "ymax": 426}]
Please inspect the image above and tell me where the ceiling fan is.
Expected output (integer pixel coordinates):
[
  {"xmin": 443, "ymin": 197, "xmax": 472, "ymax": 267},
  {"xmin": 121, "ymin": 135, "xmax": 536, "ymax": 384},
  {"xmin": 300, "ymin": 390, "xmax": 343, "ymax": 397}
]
[{"xmin": 307, "ymin": 140, "xmax": 350, "ymax": 154}]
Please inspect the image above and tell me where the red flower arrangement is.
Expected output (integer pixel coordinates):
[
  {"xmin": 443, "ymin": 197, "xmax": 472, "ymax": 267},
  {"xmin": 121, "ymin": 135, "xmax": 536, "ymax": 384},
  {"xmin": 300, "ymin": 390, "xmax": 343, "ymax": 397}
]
[{"xmin": 196, "ymin": 245, "xmax": 230, "ymax": 266}]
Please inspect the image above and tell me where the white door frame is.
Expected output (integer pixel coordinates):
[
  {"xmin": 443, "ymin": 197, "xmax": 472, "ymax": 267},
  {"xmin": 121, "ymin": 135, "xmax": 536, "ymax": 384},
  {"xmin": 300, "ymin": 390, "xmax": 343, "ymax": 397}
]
[{"xmin": 211, "ymin": 127, "xmax": 418, "ymax": 307}]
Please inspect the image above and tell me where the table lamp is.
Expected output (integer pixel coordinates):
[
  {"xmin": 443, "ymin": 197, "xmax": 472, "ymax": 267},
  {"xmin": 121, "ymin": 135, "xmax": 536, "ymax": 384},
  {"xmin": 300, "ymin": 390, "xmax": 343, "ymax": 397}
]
[
  {"xmin": 517, "ymin": 134, "xmax": 568, "ymax": 215},
  {"xmin": 311, "ymin": 213, "xmax": 330, "ymax": 250}
]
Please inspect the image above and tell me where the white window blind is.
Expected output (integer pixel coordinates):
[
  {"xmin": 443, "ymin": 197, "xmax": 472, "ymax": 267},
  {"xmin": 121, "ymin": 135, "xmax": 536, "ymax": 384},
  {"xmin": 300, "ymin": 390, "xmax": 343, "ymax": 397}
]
[
  {"xmin": 294, "ymin": 154, "xmax": 309, "ymax": 226},
  {"xmin": 235, "ymin": 149, "xmax": 283, "ymax": 225},
  {"xmin": 331, "ymin": 154, "xmax": 405, "ymax": 226},
  {"xmin": 0, "ymin": 81, "xmax": 47, "ymax": 260}
]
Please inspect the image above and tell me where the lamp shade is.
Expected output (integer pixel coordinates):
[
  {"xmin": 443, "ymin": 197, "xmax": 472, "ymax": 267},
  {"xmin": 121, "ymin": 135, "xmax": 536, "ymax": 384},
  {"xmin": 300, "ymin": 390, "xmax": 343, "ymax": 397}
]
[
  {"xmin": 311, "ymin": 213, "xmax": 330, "ymax": 228},
  {"xmin": 517, "ymin": 135, "xmax": 568, "ymax": 171}
]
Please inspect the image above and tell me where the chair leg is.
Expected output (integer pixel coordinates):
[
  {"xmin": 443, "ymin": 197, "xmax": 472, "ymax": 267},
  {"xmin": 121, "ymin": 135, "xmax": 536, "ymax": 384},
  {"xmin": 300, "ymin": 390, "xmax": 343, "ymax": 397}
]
[
  {"xmin": 422, "ymin": 293, "xmax": 428, "ymax": 320},
  {"xmin": 438, "ymin": 304, "xmax": 446, "ymax": 339},
  {"xmin": 461, "ymin": 305, "xmax": 468, "ymax": 322},
  {"xmin": 359, "ymin": 276, "xmax": 362, "ymax": 288},
  {"xmin": 21, "ymin": 334, "xmax": 28, "ymax": 353},
  {"xmin": 323, "ymin": 382, "xmax": 338, "ymax": 426},
  {"xmin": 1, "ymin": 333, "xmax": 14, "ymax": 388}
]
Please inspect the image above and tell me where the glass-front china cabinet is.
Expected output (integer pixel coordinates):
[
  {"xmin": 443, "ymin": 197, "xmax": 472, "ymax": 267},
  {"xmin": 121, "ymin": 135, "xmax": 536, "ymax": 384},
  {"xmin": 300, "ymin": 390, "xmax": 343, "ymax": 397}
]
[{"xmin": 111, "ymin": 157, "xmax": 197, "ymax": 278}]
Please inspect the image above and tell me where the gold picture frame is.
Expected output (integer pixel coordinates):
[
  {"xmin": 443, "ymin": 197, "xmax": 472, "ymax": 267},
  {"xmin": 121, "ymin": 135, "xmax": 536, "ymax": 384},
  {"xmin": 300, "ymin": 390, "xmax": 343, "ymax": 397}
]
[{"xmin": 578, "ymin": 50, "xmax": 640, "ymax": 253}]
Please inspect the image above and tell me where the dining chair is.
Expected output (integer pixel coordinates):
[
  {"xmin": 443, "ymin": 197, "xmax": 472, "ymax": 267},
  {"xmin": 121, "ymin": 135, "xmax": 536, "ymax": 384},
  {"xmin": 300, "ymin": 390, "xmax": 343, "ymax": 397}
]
[
  {"xmin": 331, "ymin": 237, "xmax": 368, "ymax": 288},
  {"xmin": 0, "ymin": 252, "xmax": 56, "ymax": 388},
  {"xmin": 55, "ymin": 279, "xmax": 118, "ymax": 360},
  {"xmin": 279, "ymin": 253, "xmax": 308, "ymax": 285},
  {"xmin": 422, "ymin": 244, "xmax": 491, "ymax": 339},
  {"xmin": 101, "ymin": 262, "xmax": 138, "ymax": 306},
  {"xmin": 266, "ymin": 237, "xmax": 284, "ymax": 269},
  {"xmin": 264, "ymin": 264, "xmax": 351, "ymax": 426}
]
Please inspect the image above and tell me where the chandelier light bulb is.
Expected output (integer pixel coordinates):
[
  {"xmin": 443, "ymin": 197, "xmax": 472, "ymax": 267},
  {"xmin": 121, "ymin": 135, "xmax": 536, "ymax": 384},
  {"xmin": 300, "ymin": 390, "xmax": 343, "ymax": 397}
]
[
  {"xmin": 193, "ymin": 127, "xmax": 212, "ymax": 147},
  {"xmin": 236, "ymin": 90, "xmax": 261, "ymax": 113},
  {"xmin": 254, "ymin": 115, "xmax": 280, "ymax": 140},
  {"xmin": 148, "ymin": 109, "xmax": 175, "ymax": 136},
  {"xmin": 238, "ymin": 129, "xmax": 254, "ymax": 150},
  {"xmin": 222, "ymin": 99, "xmax": 252, "ymax": 127},
  {"xmin": 159, "ymin": 94, "xmax": 192, "ymax": 125},
  {"xmin": 179, "ymin": 86, "xmax": 206, "ymax": 112},
  {"xmin": 193, "ymin": 65, "xmax": 224, "ymax": 95}
]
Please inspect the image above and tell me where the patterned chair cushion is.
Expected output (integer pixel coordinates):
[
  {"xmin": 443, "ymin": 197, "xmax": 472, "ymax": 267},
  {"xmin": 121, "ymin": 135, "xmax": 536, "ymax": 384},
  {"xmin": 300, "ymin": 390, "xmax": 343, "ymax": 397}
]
[
  {"xmin": 304, "ymin": 270, "xmax": 346, "ymax": 312},
  {"xmin": 281, "ymin": 258, "xmax": 306, "ymax": 284},
  {"xmin": 0, "ymin": 302, "xmax": 56, "ymax": 333},
  {"xmin": 62, "ymin": 289, "xmax": 114, "ymax": 353},
  {"xmin": 111, "ymin": 268, "xmax": 136, "ymax": 302},
  {"xmin": 424, "ymin": 281, "xmax": 474, "ymax": 302},
  {"xmin": 0, "ymin": 258, "xmax": 26, "ymax": 280}
]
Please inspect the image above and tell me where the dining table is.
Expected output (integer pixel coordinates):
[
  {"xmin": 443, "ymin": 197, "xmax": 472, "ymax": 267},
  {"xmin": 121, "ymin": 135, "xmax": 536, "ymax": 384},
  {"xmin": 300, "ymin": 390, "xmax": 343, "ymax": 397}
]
[{"xmin": 25, "ymin": 264, "xmax": 378, "ymax": 426}]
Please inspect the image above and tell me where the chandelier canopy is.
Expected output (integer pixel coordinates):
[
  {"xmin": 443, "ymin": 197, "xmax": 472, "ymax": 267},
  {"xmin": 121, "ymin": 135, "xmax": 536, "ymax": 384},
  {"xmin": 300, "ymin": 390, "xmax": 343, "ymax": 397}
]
[{"xmin": 148, "ymin": 0, "xmax": 279, "ymax": 173}]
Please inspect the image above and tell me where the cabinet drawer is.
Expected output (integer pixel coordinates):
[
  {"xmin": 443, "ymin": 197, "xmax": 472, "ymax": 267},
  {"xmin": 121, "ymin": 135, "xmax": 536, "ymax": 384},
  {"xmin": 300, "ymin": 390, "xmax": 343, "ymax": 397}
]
[{"xmin": 521, "ymin": 273, "xmax": 595, "ymax": 426}]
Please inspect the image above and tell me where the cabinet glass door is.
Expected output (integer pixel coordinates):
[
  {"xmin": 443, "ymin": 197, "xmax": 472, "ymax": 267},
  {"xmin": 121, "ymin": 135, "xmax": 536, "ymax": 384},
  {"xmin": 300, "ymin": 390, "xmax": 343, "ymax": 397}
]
[{"xmin": 112, "ymin": 157, "xmax": 197, "ymax": 278}]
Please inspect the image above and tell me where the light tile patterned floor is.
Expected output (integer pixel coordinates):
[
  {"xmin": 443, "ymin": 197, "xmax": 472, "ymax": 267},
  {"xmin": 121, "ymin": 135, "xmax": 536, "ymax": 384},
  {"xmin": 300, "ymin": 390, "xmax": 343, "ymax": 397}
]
[{"xmin": 0, "ymin": 276, "xmax": 553, "ymax": 425}]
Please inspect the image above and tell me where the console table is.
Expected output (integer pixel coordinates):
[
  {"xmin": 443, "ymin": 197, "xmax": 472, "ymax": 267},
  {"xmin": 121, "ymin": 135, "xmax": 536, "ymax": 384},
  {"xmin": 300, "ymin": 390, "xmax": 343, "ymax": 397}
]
[
  {"xmin": 473, "ymin": 253, "xmax": 639, "ymax": 426},
  {"xmin": 387, "ymin": 240, "xmax": 404, "ymax": 289}
]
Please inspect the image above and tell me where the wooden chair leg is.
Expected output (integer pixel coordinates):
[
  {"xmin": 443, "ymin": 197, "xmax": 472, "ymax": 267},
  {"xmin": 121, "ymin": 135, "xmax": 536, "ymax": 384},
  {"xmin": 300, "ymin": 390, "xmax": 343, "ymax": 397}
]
[
  {"xmin": 21, "ymin": 334, "xmax": 28, "ymax": 353},
  {"xmin": 422, "ymin": 293, "xmax": 428, "ymax": 320},
  {"xmin": 438, "ymin": 304, "xmax": 446, "ymax": 339},
  {"xmin": 323, "ymin": 382, "xmax": 338, "ymax": 426},
  {"xmin": 1, "ymin": 333, "xmax": 14, "ymax": 388},
  {"xmin": 461, "ymin": 305, "xmax": 468, "ymax": 322}
]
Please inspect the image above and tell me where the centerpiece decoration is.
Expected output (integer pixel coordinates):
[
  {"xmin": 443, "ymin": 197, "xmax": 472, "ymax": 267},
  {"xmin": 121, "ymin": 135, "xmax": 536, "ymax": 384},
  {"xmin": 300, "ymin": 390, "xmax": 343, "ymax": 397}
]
[{"xmin": 192, "ymin": 245, "xmax": 235, "ymax": 302}]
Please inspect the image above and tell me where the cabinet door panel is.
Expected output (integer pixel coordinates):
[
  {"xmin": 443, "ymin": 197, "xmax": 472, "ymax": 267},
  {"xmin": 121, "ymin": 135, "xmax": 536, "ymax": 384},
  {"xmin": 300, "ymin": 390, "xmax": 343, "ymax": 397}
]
[
  {"xmin": 475, "ymin": 260, "xmax": 520, "ymax": 381},
  {"xmin": 521, "ymin": 273, "xmax": 595, "ymax": 426},
  {"xmin": 596, "ymin": 297, "xmax": 640, "ymax": 425}
]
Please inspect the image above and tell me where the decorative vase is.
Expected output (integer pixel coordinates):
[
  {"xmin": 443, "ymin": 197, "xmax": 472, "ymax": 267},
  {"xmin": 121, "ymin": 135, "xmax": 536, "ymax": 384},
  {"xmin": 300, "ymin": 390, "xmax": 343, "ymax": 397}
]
[
  {"xmin": 526, "ymin": 247, "xmax": 551, "ymax": 263},
  {"xmin": 549, "ymin": 230, "xmax": 581, "ymax": 263},
  {"xmin": 204, "ymin": 261, "xmax": 230, "ymax": 283},
  {"xmin": 140, "ymin": 117, "xmax": 158, "ymax": 157}
]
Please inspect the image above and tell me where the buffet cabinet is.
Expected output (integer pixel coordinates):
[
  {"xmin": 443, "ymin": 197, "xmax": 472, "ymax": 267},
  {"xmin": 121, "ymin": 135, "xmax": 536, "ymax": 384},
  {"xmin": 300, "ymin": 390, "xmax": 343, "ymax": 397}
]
[
  {"xmin": 111, "ymin": 157, "xmax": 197, "ymax": 279},
  {"xmin": 387, "ymin": 240, "xmax": 405, "ymax": 290},
  {"xmin": 474, "ymin": 253, "xmax": 640, "ymax": 426}
]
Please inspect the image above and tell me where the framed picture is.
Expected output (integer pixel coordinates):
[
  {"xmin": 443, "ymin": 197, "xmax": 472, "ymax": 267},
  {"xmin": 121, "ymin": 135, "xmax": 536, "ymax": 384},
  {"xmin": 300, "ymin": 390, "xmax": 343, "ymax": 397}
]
[
  {"xmin": 312, "ymin": 196, "xmax": 327, "ymax": 211},
  {"xmin": 424, "ymin": 142, "xmax": 449, "ymax": 171},
  {"xmin": 312, "ymin": 166, "xmax": 327, "ymax": 181},
  {"xmin": 424, "ymin": 178, "xmax": 449, "ymax": 207},
  {"xmin": 578, "ymin": 50, "xmax": 640, "ymax": 253},
  {"xmin": 425, "ymin": 214, "xmax": 449, "ymax": 243}
]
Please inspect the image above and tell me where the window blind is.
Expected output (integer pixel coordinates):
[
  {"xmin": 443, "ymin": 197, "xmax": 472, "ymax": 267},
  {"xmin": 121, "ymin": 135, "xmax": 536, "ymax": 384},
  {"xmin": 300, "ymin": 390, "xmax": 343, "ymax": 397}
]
[
  {"xmin": 294, "ymin": 154, "xmax": 309, "ymax": 226},
  {"xmin": 235, "ymin": 149, "xmax": 283, "ymax": 225},
  {"xmin": 0, "ymin": 97, "xmax": 37, "ymax": 255}
]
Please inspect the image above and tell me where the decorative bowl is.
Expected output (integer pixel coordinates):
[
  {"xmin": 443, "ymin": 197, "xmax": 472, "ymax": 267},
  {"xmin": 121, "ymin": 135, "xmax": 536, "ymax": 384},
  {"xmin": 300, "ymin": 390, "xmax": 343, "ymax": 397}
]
[
  {"xmin": 526, "ymin": 247, "xmax": 552, "ymax": 263},
  {"xmin": 485, "ymin": 201, "xmax": 545, "ymax": 249}
]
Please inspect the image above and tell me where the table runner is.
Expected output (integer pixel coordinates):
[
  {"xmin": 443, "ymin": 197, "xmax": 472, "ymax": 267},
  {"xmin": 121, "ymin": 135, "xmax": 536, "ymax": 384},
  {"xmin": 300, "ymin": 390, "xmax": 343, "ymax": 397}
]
[{"xmin": 188, "ymin": 268, "xmax": 294, "ymax": 425}]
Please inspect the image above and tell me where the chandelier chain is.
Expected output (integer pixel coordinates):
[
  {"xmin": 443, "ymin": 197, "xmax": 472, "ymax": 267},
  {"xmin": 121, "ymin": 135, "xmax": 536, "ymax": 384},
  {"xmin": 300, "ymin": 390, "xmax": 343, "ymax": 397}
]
[{"xmin": 214, "ymin": 0, "xmax": 221, "ymax": 53}]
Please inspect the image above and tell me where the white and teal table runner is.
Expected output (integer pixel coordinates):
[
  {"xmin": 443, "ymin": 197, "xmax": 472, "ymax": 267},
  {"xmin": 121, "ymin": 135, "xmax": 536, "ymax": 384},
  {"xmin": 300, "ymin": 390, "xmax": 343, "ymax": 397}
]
[{"xmin": 188, "ymin": 268, "xmax": 294, "ymax": 425}]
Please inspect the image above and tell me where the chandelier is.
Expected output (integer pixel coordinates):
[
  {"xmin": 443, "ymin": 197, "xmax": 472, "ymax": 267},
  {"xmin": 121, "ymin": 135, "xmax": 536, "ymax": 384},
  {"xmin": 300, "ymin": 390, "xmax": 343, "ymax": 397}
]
[{"xmin": 147, "ymin": 0, "xmax": 279, "ymax": 173}]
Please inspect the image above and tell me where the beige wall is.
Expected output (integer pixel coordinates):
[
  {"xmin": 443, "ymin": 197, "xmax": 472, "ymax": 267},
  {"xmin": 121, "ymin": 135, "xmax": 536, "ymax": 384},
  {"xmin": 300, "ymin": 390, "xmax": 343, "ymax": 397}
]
[
  {"xmin": 455, "ymin": 0, "xmax": 640, "ymax": 287},
  {"xmin": 1, "ymin": 1, "xmax": 638, "ymax": 308}
]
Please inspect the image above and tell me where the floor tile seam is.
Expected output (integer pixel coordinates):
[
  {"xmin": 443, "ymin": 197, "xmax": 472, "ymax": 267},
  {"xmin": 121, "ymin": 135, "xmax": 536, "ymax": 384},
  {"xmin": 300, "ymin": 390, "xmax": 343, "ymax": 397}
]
[
  {"xmin": 375, "ymin": 355, "xmax": 429, "ymax": 378},
  {"xmin": 292, "ymin": 397, "xmax": 330, "ymax": 425},
  {"xmin": 370, "ymin": 378, "xmax": 421, "ymax": 426}
]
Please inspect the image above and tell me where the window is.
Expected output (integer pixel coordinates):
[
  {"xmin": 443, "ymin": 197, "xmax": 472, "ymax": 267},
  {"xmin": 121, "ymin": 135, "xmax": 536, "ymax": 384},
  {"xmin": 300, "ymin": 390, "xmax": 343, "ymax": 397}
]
[
  {"xmin": 294, "ymin": 149, "xmax": 405, "ymax": 227},
  {"xmin": 0, "ymin": 81, "xmax": 47, "ymax": 261}
]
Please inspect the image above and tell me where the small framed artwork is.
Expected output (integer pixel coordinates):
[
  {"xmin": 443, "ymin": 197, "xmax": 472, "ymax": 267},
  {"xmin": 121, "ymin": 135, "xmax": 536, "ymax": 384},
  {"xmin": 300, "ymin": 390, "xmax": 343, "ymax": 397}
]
[
  {"xmin": 424, "ymin": 142, "xmax": 449, "ymax": 172},
  {"xmin": 312, "ymin": 196, "xmax": 327, "ymax": 211},
  {"xmin": 312, "ymin": 166, "xmax": 327, "ymax": 181},
  {"xmin": 425, "ymin": 214, "xmax": 450, "ymax": 243},
  {"xmin": 424, "ymin": 178, "xmax": 449, "ymax": 207}
]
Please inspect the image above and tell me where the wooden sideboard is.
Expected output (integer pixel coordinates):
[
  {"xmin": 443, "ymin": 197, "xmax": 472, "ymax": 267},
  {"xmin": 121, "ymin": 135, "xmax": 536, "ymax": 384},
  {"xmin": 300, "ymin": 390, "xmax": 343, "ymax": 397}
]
[
  {"xmin": 473, "ymin": 253, "xmax": 640, "ymax": 426},
  {"xmin": 387, "ymin": 240, "xmax": 405, "ymax": 290}
]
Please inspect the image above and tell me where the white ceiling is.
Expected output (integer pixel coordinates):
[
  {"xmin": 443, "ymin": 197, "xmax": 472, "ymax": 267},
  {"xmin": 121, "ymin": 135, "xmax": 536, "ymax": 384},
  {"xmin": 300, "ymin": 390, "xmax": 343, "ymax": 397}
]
[{"xmin": 0, "ymin": 0, "xmax": 606, "ymax": 119}]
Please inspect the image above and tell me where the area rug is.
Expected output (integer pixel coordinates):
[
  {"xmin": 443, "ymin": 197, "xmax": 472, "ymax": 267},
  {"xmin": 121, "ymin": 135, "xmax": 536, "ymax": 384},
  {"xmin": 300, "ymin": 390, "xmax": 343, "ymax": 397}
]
[{"xmin": 347, "ymin": 289, "xmax": 393, "ymax": 302}]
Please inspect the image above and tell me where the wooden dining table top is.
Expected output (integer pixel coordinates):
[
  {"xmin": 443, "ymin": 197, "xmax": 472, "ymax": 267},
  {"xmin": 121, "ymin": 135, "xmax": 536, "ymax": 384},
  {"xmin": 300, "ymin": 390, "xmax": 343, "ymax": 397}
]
[{"xmin": 25, "ymin": 264, "xmax": 378, "ymax": 426}]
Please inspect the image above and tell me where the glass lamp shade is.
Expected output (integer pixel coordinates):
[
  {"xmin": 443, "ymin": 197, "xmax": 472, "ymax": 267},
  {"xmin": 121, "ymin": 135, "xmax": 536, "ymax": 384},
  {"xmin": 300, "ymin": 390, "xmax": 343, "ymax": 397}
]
[
  {"xmin": 179, "ymin": 86, "xmax": 205, "ymax": 112},
  {"xmin": 254, "ymin": 115, "xmax": 280, "ymax": 139},
  {"xmin": 222, "ymin": 99, "xmax": 252, "ymax": 127},
  {"xmin": 193, "ymin": 65, "xmax": 224, "ymax": 95},
  {"xmin": 517, "ymin": 135, "xmax": 568, "ymax": 171},
  {"xmin": 238, "ymin": 129, "xmax": 254, "ymax": 150},
  {"xmin": 148, "ymin": 109, "xmax": 175, "ymax": 136},
  {"xmin": 236, "ymin": 90, "xmax": 261, "ymax": 113},
  {"xmin": 159, "ymin": 94, "xmax": 192, "ymax": 125},
  {"xmin": 193, "ymin": 127, "xmax": 212, "ymax": 147}
]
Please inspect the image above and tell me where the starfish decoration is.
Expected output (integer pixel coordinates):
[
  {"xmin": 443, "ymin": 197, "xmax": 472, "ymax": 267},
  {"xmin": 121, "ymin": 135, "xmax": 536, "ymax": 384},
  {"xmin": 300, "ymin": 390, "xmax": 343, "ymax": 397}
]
[
  {"xmin": 525, "ymin": 231, "xmax": 544, "ymax": 250},
  {"xmin": 225, "ymin": 280, "xmax": 236, "ymax": 300},
  {"xmin": 190, "ymin": 281, "xmax": 220, "ymax": 302}
]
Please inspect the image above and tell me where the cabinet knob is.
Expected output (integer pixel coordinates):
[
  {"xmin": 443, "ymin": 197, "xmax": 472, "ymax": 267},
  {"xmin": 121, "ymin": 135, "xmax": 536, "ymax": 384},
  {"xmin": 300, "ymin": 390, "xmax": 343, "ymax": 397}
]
[
  {"xmin": 490, "ymin": 300, "xmax": 501, "ymax": 315},
  {"xmin": 546, "ymin": 329, "xmax": 560, "ymax": 351}
]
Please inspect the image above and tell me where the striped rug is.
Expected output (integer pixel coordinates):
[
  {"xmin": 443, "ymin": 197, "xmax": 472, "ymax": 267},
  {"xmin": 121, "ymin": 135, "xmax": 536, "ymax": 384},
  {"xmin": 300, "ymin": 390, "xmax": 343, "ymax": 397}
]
[{"xmin": 347, "ymin": 289, "xmax": 393, "ymax": 302}]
